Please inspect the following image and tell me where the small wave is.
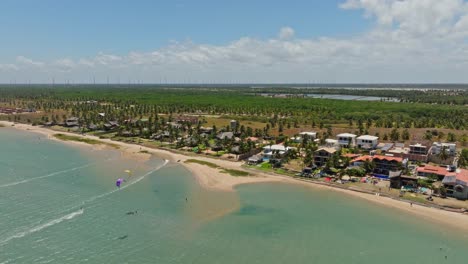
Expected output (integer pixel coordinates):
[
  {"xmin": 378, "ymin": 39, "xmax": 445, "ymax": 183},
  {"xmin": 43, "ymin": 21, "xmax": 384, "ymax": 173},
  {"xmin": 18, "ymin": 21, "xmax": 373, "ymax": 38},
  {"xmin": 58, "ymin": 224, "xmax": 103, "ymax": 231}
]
[
  {"xmin": 0, "ymin": 163, "xmax": 96, "ymax": 188},
  {"xmin": 0, "ymin": 209, "xmax": 84, "ymax": 246}
]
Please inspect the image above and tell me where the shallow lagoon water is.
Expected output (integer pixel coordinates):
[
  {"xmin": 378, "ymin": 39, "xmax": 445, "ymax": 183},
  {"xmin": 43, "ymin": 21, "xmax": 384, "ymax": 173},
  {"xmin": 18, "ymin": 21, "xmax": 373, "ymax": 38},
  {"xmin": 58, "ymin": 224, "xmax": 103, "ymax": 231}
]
[{"xmin": 1, "ymin": 128, "xmax": 467, "ymax": 264}]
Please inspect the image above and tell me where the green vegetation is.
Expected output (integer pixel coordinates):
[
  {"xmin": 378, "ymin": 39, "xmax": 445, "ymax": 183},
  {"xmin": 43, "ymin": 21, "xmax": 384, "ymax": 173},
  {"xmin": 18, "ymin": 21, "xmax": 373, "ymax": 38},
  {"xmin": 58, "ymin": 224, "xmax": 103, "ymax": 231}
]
[
  {"xmin": 220, "ymin": 169, "xmax": 250, "ymax": 177},
  {"xmin": 185, "ymin": 159, "xmax": 249, "ymax": 176},
  {"xmin": 0, "ymin": 85, "xmax": 466, "ymax": 129},
  {"xmin": 184, "ymin": 159, "xmax": 220, "ymax": 168},
  {"xmin": 459, "ymin": 149, "xmax": 468, "ymax": 168},
  {"xmin": 53, "ymin": 133, "xmax": 119, "ymax": 149}
]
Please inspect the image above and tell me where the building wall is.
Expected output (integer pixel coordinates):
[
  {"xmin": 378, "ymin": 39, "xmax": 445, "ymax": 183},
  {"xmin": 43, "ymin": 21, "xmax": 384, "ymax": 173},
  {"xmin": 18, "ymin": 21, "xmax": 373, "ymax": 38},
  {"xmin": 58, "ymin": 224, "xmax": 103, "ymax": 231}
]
[{"xmin": 357, "ymin": 139, "xmax": 378, "ymax": 149}]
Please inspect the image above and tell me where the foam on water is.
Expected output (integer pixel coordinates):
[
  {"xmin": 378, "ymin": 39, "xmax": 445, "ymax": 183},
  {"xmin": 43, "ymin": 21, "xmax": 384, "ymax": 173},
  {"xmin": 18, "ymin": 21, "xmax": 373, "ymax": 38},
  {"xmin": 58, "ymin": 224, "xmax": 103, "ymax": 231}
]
[{"xmin": 0, "ymin": 209, "xmax": 84, "ymax": 246}]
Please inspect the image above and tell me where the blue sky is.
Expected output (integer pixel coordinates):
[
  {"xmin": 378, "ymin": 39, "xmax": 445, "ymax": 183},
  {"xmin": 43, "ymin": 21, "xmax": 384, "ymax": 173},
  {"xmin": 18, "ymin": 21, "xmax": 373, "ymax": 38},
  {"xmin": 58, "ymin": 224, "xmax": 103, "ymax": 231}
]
[
  {"xmin": 1, "ymin": 0, "xmax": 468, "ymax": 83},
  {"xmin": 0, "ymin": 0, "xmax": 368, "ymax": 59}
]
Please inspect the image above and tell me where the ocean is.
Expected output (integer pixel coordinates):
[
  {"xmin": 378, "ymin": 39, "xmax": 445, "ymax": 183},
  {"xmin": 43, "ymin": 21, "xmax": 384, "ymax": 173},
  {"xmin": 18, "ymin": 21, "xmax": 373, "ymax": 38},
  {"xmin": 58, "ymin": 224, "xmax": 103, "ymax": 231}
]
[{"xmin": 1, "ymin": 127, "xmax": 467, "ymax": 264}]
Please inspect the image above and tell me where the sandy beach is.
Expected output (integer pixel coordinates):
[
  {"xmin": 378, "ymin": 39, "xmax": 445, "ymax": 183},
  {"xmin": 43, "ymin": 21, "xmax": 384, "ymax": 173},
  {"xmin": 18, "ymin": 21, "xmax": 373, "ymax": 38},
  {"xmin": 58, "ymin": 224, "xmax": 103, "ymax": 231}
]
[{"xmin": 2, "ymin": 120, "xmax": 468, "ymax": 232}]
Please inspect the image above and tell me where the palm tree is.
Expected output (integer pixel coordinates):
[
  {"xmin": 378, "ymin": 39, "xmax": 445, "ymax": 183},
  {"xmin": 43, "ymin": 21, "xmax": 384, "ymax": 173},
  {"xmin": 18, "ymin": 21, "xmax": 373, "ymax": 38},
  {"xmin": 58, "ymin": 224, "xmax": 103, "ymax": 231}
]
[{"xmin": 438, "ymin": 146, "xmax": 449, "ymax": 161}]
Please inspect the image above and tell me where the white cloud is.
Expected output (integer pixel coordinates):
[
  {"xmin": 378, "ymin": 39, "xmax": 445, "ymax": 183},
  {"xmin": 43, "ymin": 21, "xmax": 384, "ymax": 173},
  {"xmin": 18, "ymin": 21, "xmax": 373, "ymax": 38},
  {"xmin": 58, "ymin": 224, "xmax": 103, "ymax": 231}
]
[
  {"xmin": 53, "ymin": 58, "xmax": 75, "ymax": 71},
  {"xmin": 3, "ymin": 1, "xmax": 468, "ymax": 83},
  {"xmin": 340, "ymin": 0, "xmax": 468, "ymax": 36},
  {"xmin": 16, "ymin": 56, "xmax": 45, "ymax": 68},
  {"xmin": 278, "ymin": 27, "xmax": 295, "ymax": 40}
]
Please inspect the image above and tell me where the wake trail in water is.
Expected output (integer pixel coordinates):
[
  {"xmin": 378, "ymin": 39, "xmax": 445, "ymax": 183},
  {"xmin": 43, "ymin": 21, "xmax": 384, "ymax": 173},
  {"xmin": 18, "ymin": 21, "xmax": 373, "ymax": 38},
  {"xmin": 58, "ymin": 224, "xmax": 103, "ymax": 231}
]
[
  {"xmin": 0, "ymin": 159, "xmax": 111, "ymax": 188},
  {"xmin": 0, "ymin": 209, "xmax": 84, "ymax": 246},
  {"xmin": 0, "ymin": 160, "xmax": 169, "ymax": 246},
  {"xmin": 83, "ymin": 159, "xmax": 169, "ymax": 204}
]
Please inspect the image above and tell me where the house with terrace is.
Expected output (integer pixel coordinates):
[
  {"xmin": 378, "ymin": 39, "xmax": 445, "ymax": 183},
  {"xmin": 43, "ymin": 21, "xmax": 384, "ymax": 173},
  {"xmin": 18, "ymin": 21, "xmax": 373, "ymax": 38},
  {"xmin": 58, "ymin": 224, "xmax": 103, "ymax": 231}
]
[
  {"xmin": 431, "ymin": 142, "xmax": 456, "ymax": 156},
  {"xmin": 442, "ymin": 169, "xmax": 468, "ymax": 200},
  {"xmin": 408, "ymin": 143, "xmax": 432, "ymax": 162},
  {"xmin": 262, "ymin": 144, "xmax": 291, "ymax": 160},
  {"xmin": 325, "ymin": 139, "xmax": 340, "ymax": 149},
  {"xmin": 336, "ymin": 133, "xmax": 357, "ymax": 148},
  {"xmin": 314, "ymin": 147, "xmax": 337, "ymax": 167},
  {"xmin": 356, "ymin": 135, "xmax": 379, "ymax": 150},
  {"xmin": 291, "ymin": 131, "xmax": 317, "ymax": 143},
  {"xmin": 416, "ymin": 164, "xmax": 451, "ymax": 181},
  {"xmin": 350, "ymin": 155, "xmax": 407, "ymax": 179}
]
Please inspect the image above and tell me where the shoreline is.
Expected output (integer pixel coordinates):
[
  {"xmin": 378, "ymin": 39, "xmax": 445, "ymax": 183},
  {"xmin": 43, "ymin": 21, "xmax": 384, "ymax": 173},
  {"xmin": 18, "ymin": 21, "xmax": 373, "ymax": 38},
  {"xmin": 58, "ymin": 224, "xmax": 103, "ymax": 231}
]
[{"xmin": 1, "ymin": 120, "xmax": 468, "ymax": 232}]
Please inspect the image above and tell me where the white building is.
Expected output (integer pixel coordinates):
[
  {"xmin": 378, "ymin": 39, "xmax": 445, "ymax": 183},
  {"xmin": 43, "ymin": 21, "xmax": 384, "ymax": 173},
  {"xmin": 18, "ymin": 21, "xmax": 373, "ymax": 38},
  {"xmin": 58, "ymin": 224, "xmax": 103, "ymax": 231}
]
[
  {"xmin": 325, "ymin": 139, "xmax": 339, "ymax": 149},
  {"xmin": 290, "ymin": 132, "xmax": 317, "ymax": 143},
  {"xmin": 336, "ymin": 133, "xmax": 357, "ymax": 148},
  {"xmin": 431, "ymin": 142, "xmax": 456, "ymax": 156},
  {"xmin": 262, "ymin": 145, "xmax": 291, "ymax": 158},
  {"xmin": 356, "ymin": 135, "xmax": 379, "ymax": 149},
  {"xmin": 299, "ymin": 131, "xmax": 317, "ymax": 138}
]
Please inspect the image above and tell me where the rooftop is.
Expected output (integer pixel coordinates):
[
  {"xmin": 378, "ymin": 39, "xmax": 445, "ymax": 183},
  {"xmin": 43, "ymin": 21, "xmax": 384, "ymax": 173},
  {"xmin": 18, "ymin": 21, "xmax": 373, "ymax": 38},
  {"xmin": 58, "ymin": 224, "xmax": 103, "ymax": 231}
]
[
  {"xmin": 351, "ymin": 155, "xmax": 403, "ymax": 163},
  {"xmin": 299, "ymin": 131, "xmax": 317, "ymax": 136},
  {"xmin": 357, "ymin": 135, "xmax": 379, "ymax": 140},
  {"xmin": 417, "ymin": 165, "xmax": 449, "ymax": 176},
  {"xmin": 337, "ymin": 133, "xmax": 357, "ymax": 138},
  {"xmin": 316, "ymin": 147, "xmax": 337, "ymax": 154}
]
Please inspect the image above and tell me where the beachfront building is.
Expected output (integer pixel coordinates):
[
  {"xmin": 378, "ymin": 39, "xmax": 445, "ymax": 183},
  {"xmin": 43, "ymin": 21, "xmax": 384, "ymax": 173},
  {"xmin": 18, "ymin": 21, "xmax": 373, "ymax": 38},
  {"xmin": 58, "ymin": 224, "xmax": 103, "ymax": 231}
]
[
  {"xmin": 65, "ymin": 117, "xmax": 79, "ymax": 127},
  {"xmin": 262, "ymin": 144, "xmax": 291, "ymax": 159},
  {"xmin": 336, "ymin": 133, "xmax": 357, "ymax": 148},
  {"xmin": 314, "ymin": 147, "xmax": 337, "ymax": 167},
  {"xmin": 431, "ymin": 142, "xmax": 457, "ymax": 156},
  {"xmin": 416, "ymin": 165, "xmax": 451, "ymax": 181},
  {"xmin": 247, "ymin": 154, "xmax": 263, "ymax": 165},
  {"xmin": 442, "ymin": 169, "xmax": 468, "ymax": 200},
  {"xmin": 350, "ymin": 155, "xmax": 407, "ymax": 179},
  {"xmin": 103, "ymin": 121, "xmax": 119, "ymax": 131},
  {"xmin": 356, "ymin": 135, "xmax": 379, "ymax": 150},
  {"xmin": 389, "ymin": 174, "xmax": 419, "ymax": 189},
  {"xmin": 408, "ymin": 143, "xmax": 431, "ymax": 162}
]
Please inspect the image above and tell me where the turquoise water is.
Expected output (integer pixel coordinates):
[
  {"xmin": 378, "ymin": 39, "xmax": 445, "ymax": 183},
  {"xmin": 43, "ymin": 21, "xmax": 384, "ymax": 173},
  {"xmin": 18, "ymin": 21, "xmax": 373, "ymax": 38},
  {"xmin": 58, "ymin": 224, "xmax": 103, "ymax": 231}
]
[{"xmin": 1, "ymin": 128, "xmax": 468, "ymax": 263}]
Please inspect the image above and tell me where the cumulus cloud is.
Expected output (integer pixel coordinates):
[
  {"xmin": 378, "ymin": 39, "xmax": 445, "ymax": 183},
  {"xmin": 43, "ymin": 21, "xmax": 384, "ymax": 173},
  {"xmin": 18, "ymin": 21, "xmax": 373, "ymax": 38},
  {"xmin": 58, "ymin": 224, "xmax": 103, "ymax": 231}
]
[
  {"xmin": 340, "ymin": 0, "xmax": 468, "ymax": 36},
  {"xmin": 3, "ymin": 1, "xmax": 468, "ymax": 83}
]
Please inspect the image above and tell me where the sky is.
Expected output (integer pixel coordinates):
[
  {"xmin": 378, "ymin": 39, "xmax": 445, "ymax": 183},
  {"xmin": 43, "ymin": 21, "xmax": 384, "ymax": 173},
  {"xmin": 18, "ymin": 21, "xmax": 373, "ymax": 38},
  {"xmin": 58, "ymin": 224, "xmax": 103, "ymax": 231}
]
[{"xmin": 1, "ymin": 0, "xmax": 468, "ymax": 83}]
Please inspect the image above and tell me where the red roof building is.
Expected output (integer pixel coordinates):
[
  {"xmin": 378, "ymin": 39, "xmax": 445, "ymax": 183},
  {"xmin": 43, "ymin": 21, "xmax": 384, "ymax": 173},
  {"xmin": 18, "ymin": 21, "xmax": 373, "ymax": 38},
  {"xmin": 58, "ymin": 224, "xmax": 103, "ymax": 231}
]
[
  {"xmin": 416, "ymin": 165, "xmax": 450, "ymax": 180},
  {"xmin": 350, "ymin": 155, "xmax": 405, "ymax": 179}
]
